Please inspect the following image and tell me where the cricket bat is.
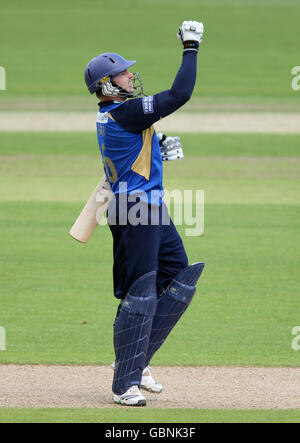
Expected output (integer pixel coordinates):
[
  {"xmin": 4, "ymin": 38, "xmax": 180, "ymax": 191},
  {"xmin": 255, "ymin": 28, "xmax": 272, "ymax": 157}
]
[{"xmin": 69, "ymin": 175, "xmax": 113, "ymax": 243}]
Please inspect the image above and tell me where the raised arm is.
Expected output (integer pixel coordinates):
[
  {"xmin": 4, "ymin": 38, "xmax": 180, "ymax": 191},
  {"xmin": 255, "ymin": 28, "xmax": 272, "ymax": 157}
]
[{"xmin": 110, "ymin": 20, "xmax": 204, "ymax": 133}]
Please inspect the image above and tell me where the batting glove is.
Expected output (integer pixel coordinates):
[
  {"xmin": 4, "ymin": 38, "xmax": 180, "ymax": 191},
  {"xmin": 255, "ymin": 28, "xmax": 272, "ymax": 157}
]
[
  {"xmin": 177, "ymin": 20, "xmax": 204, "ymax": 52},
  {"xmin": 157, "ymin": 133, "xmax": 184, "ymax": 161}
]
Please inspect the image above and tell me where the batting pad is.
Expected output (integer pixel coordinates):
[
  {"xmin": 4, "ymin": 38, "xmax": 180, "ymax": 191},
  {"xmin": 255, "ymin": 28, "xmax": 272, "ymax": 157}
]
[
  {"xmin": 145, "ymin": 262, "xmax": 205, "ymax": 367},
  {"xmin": 112, "ymin": 271, "xmax": 157, "ymax": 395}
]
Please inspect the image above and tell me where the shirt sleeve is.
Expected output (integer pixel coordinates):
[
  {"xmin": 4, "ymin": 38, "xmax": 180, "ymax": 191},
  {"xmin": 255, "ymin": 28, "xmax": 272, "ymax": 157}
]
[{"xmin": 110, "ymin": 51, "xmax": 198, "ymax": 133}]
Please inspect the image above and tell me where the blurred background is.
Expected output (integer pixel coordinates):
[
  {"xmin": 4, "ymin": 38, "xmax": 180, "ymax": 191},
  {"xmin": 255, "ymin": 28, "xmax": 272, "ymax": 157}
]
[{"xmin": 0, "ymin": 0, "xmax": 299, "ymax": 109}]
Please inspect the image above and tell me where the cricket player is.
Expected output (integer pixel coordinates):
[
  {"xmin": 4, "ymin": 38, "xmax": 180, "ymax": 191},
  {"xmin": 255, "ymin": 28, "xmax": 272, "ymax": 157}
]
[{"xmin": 84, "ymin": 20, "xmax": 205, "ymax": 406}]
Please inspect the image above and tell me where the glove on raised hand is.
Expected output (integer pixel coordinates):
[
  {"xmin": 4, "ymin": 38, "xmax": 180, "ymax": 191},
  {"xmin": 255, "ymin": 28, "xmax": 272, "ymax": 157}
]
[{"xmin": 177, "ymin": 20, "xmax": 204, "ymax": 52}]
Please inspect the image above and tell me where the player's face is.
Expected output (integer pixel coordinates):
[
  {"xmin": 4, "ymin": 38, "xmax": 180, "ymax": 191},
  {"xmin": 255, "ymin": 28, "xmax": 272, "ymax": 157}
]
[{"xmin": 112, "ymin": 70, "xmax": 135, "ymax": 93}]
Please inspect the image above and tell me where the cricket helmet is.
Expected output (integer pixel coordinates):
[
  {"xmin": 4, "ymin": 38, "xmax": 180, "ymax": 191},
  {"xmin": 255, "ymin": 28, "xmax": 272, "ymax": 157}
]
[{"xmin": 84, "ymin": 52, "xmax": 143, "ymax": 98}]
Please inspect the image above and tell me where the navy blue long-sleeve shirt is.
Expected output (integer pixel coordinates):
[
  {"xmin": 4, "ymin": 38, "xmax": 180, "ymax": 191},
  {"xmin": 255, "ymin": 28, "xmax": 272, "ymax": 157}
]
[{"xmin": 99, "ymin": 51, "xmax": 197, "ymax": 133}]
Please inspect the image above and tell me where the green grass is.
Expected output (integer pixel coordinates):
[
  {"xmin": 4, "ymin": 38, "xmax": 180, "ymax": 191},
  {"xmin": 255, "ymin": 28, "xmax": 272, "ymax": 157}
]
[
  {"xmin": 0, "ymin": 0, "xmax": 299, "ymax": 105},
  {"xmin": 1, "ymin": 132, "xmax": 300, "ymax": 157},
  {"xmin": 0, "ymin": 131, "xmax": 299, "ymax": 366},
  {"xmin": 0, "ymin": 133, "xmax": 300, "ymax": 205},
  {"xmin": 0, "ymin": 408, "xmax": 300, "ymax": 423},
  {"xmin": 0, "ymin": 201, "xmax": 299, "ymax": 366}
]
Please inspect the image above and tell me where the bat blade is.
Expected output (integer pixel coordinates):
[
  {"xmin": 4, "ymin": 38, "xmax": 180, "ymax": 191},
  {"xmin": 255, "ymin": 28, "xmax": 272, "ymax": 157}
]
[{"xmin": 69, "ymin": 175, "xmax": 113, "ymax": 243}]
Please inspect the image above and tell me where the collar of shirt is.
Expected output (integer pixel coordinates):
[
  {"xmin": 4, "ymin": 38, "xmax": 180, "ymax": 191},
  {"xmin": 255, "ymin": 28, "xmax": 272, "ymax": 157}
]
[{"xmin": 98, "ymin": 100, "xmax": 122, "ymax": 109}]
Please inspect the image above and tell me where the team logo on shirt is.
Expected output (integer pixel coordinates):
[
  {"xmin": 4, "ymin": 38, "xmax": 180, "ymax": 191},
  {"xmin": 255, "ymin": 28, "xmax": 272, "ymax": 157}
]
[
  {"xmin": 97, "ymin": 112, "xmax": 109, "ymax": 123},
  {"xmin": 142, "ymin": 95, "xmax": 154, "ymax": 114}
]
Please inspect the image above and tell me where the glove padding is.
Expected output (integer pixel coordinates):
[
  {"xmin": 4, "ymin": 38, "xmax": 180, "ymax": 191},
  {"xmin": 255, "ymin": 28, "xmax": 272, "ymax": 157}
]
[
  {"xmin": 177, "ymin": 20, "xmax": 204, "ymax": 52},
  {"xmin": 157, "ymin": 133, "xmax": 184, "ymax": 161}
]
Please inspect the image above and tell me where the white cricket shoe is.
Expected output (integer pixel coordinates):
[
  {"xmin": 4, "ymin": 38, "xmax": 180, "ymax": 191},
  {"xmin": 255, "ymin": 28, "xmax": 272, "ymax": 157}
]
[
  {"xmin": 113, "ymin": 385, "xmax": 147, "ymax": 406},
  {"xmin": 110, "ymin": 363, "xmax": 163, "ymax": 393},
  {"xmin": 141, "ymin": 366, "xmax": 163, "ymax": 393}
]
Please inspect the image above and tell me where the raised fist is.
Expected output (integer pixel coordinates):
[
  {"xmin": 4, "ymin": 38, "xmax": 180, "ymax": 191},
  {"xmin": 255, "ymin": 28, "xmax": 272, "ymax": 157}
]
[{"xmin": 177, "ymin": 21, "xmax": 204, "ymax": 52}]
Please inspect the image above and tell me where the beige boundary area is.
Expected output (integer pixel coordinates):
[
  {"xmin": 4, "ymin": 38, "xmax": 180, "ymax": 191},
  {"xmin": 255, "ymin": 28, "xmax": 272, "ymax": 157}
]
[
  {"xmin": 1, "ymin": 365, "xmax": 300, "ymax": 409},
  {"xmin": 0, "ymin": 112, "xmax": 300, "ymax": 133}
]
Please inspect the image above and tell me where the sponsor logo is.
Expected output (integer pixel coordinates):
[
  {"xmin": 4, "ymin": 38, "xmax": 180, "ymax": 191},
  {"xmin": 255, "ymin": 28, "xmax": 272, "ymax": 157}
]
[
  {"xmin": 97, "ymin": 112, "xmax": 109, "ymax": 124},
  {"xmin": 142, "ymin": 96, "xmax": 154, "ymax": 114}
]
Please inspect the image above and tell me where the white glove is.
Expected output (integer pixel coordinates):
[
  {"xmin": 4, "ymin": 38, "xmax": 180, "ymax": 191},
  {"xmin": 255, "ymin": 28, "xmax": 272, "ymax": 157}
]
[
  {"xmin": 157, "ymin": 133, "xmax": 184, "ymax": 161},
  {"xmin": 177, "ymin": 20, "xmax": 204, "ymax": 52}
]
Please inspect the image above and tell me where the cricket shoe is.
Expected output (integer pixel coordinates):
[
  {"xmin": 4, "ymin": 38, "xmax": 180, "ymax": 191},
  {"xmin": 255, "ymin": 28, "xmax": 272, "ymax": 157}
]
[
  {"xmin": 110, "ymin": 363, "xmax": 163, "ymax": 393},
  {"xmin": 113, "ymin": 385, "xmax": 147, "ymax": 406},
  {"xmin": 141, "ymin": 366, "xmax": 163, "ymax": 393}
]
